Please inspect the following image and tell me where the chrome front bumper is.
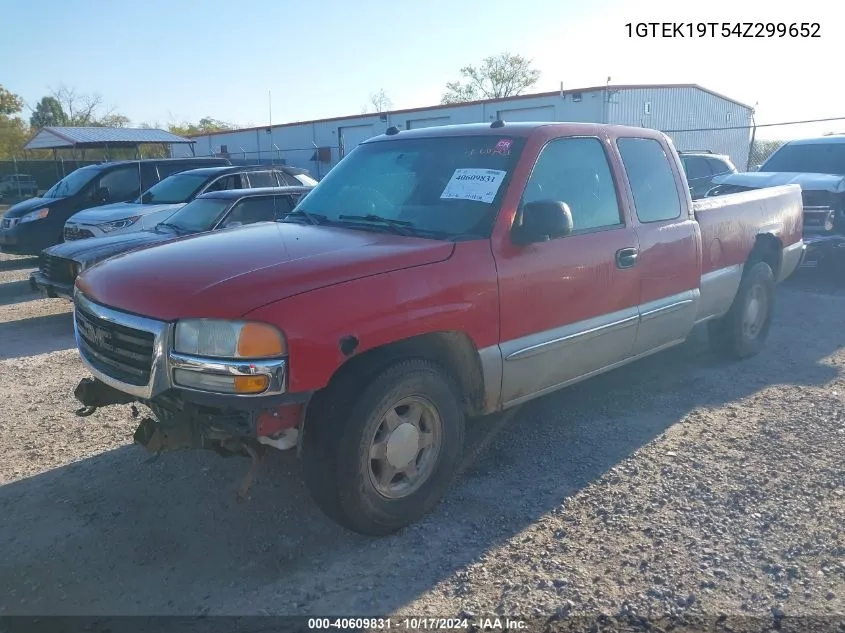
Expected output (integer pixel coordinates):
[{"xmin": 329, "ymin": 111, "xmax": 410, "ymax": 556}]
[{"xmin": 73, "ymin": 290, "xmax": 288, "ymax": 401}]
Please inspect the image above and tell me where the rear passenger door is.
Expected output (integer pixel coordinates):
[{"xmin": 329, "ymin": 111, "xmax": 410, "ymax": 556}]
[
  {"xmin": 615, "ymin": 137, "xmax": 701, "ymax": 356},
  {"xmin": 494, "ymin": 134, "xmax": 642, "ymax": 406}
]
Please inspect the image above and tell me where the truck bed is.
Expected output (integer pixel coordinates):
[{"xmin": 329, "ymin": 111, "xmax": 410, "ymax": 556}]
[
  {"xmin": 692, "ymin": 183, "xmax": 804, "ymax": 324},
  {"xmin": 693, "ymin": 183, "xmax": 804, "ymax": 277}
]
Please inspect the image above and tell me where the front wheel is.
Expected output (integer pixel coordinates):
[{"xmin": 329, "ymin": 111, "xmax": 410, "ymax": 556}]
[
  {"xmin": 708, "ymin": 260, "xmax": 775, "ymax": 359},
  {"xmin": 301, "ymin": 359, "xmax": 465, "ymax": 535}
]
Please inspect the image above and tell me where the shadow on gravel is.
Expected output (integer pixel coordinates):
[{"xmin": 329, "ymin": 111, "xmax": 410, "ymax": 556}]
[
  {"xmin": 0, "ymin": 256, "xmax": 37, "ymax": 272},
  {"xmin": 0, "ymin": 281, "xmax": 842, "ymax": 617},
  {"xmin": 0, "ymin": 312, "xmax": 75, "ymax": 360},
  {"xmin": 0, "ymin": 280, "xmax": 39, "ymax": 307}
]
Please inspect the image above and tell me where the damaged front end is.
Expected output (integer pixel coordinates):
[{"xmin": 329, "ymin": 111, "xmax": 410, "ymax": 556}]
[
  {"xmin": 71, "ymin": 290, "xmax": 309, "ymax": 501},
  {"xmin": 73, "ymin": 375, "xmax": 307, "ymax": 501}
]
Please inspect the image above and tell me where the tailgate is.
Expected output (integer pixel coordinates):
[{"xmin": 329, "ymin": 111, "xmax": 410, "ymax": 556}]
[{"xmin": 693, "ymin": 184, "xmax": 803, "ymax": 276}]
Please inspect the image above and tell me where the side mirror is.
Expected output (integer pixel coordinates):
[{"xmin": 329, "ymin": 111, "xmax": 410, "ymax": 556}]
[
  {"xmin": 95, "ymin": 186, "xmax": 110, "ymax": 202},
  {"xmin": 511, "ymin": 200, "xmax": 574, "ymax": 245}
]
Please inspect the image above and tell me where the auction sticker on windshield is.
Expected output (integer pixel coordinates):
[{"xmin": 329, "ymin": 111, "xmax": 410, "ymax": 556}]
[{"xmin": 440, "ymin": 168, "xmax": 507, "ymax": 204}]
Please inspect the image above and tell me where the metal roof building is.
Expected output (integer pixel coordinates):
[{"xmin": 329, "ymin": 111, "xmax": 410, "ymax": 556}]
[
  {"xmin": 174, "ymin": 83, "xmax": 754, "ymax": 178},
  {"xmin": 25, "ymin": 126, "xmax": 194, "ymax": 157}
]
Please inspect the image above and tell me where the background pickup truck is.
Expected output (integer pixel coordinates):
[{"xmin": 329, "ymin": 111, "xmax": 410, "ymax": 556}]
[
  {"xmin": 706, "ymin": 134, "xmax": 845, "ymax": 270},
  {"xmin": 69, "ymin": 121, "xmax": 805, "ymax": 536},
  {"xmin": 31, "ymin": 185, "xmax": 313, "ymax": 300}
]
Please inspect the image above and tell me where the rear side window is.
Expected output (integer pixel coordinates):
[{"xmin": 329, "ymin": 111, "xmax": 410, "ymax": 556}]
[
  {"xmin": 245, "ymin": 171, "xmax": 277, "ymax": 188},
  {"xmin": 205, "ymin": 174, "xmax": 242, "ymax": 192},
  {"xmin": 708, "ymin": 158, "xmax": 733, "ymax": 175},
  {"xmin": 682, "ymin": 156, "xmax": 711, "ymax": 181},
  {"xmin": 617, "ymin": 138, "xmax": 682, "ymax": 223}
]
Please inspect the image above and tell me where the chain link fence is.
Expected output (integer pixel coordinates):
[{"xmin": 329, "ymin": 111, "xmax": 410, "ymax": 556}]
[{"xmin": 665, "ymin": 117, "xmax": 845, "ymax": 172}]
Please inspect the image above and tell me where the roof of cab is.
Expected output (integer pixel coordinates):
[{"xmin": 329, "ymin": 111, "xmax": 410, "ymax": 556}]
[
  {"xmin": 363, "ymin": 121, "xmax": 668, "ymax": 143},
  {"xmin": 195, "ymin": 185, "xmax": 313, "ymax": 200}
]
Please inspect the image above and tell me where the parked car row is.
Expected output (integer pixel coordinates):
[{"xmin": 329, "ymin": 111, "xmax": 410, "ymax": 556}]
[
  {"xmin": 31, "ymin": 186, "xmax": 313, "ymax": 300},
  {"xmin": 54, "ymin": 121, "xmax": 804, "ymax": 536},
  {"xmin": 0, "ymin": 157, "xmax": 317, "ymax": 255}
]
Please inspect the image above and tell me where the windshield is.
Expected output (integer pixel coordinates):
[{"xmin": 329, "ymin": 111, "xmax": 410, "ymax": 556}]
[
  {"xmin": 138, "ymin": 173, "xmax": 210, "ymax": 205},
  {"xmin": 760, "ymin": 142, "xmax": 845, "ymax": 175},
  {"xmin": 157, "ymin": 197, "xmax": 231, "ymax": 233},
  {"xmin": 43, "ymin": 165, "xmax": 101, "ymax": 199},
  {"xmin": 286, "ymin": 135, "xmax": 525, "ymax": 240}
]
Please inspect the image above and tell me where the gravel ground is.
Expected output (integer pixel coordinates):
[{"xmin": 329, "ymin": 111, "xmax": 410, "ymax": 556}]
[{"xmin": 0, "ymin": 251, "xmax": 843, "ymax": 629}]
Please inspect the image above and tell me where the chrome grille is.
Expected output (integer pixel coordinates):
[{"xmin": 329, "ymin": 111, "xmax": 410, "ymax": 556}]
[
  {"xmin": 39, "ymin": 253, "xmax": 77, "ymax": 284},
  {"xmin": 75, "ymin": 301, "xmax": 155, "ymax": 386}
]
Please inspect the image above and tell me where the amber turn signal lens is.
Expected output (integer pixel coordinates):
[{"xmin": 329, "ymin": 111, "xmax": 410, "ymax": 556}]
[
  {"xmin": 234, "ymin": 375, "xmax": 270, "ymax": 394},
  {"xmin": 236, "ymin": 322, "xmax": 286, "ymax": 358}
]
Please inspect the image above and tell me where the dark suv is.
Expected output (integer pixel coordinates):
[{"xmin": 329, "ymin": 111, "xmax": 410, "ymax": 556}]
[
  {"xmin": 678, "ymin": 151, "xmax": 737, "ymax": 199},
  {"xmin": 0, "ymin": 157, "xmax": 231, "ymax": 256}
]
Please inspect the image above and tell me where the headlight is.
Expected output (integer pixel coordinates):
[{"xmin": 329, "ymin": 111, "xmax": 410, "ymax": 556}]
[
  {"xmin": 20, "ymin": 208, "xmax": 49, "ymax": 223},
  {"xmin": 173, "ymin": 319, "xmax": 287, "ymax": 395},
  {"xmin": 174, "ymin": 319, "xmax": 287, "ymax": 359},
  {"xmin": 825, "ymin": 211, "xmax": 835, "ymax": 232},
  {"xmin": 97, "ymin": 216, "xmax": 140, "ymax": 233}
]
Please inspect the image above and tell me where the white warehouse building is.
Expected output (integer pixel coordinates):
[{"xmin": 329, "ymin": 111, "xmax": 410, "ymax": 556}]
[{"xmin": 173, "ymin": 83, "xmax": 753, "ymax": 179}]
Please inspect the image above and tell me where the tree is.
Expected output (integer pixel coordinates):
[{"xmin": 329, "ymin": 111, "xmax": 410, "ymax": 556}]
[
  {"xmin": 30, "ymin": 96, "xmax": 68, "ymax": 129},
  {"xmin": 0, "ymin": 85, "xmax": 28, "ymax": 159},
  {"xmin": 46, "ymin": 84, "xmax": 128, "ymax": 127},
  {"xmin": 0, "ymin": 85, "xmax": 24, "ymax": 116},
  {"xmin": 369, "ymin": 89, "xmax": 393, "ymax": 113},
  {"xmin": 167, "ymin": 116, "xmax": 236, "ymax": 137},
  {"xmin": 0, "ymin": 116, "xmax": 28, "ymax": 159},
  {"xmin": 441, "ymin": 52, "xmax": 541, "ymax": 105}
]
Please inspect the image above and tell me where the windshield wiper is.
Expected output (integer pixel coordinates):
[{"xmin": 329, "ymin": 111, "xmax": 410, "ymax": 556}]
[
  {"xmin": 283, "ymin": 209, "xmax": 328, "ymax": 225},
  {"xmin": 156, "ymin": 222, "xmax": 187, "ymax": 234},
  {"xmin": 337, "ymin": 214, "xmax": 416, "ymax": 235}
]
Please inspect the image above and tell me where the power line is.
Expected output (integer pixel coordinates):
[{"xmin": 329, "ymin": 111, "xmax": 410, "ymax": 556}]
[{"xmin": 663, "ymin": 116, "xmax": 845, "ymax": 133}]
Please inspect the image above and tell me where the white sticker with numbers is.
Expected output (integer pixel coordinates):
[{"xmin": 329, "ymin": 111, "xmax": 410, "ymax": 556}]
[{"xmin": 440, "ymin": 168, "xmax": 507, "ymax": 204}]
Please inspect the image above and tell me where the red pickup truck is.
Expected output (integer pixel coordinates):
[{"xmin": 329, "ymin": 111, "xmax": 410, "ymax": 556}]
[{"xmin": 70, "ymin": 122, "xmax": 805, "ymax": 535}]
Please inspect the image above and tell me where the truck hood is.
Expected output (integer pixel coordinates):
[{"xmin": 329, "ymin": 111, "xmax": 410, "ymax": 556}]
[
  {"xmin": 69, "ymin": 202, "xmax": 184, "ymax": 225},
  {"xmin": 43, "ymin": 229, "xmax": 174, "ymax": 266},
  {"xmin": 711, "ymin": 171, "xmax": 845, "ymax": 193},
  {"xmin": 77, "ymin": 222, "xmax": 456, "ymax": 321},
  {"xmin": 2, "ymin": 196, "xmax": 60, "ymax": 219}
]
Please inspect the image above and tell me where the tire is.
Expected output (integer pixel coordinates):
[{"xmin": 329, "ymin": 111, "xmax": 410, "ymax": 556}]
[
  {"xmin": 301, "ymin": 359, "xmax": 465, "ymax": 536},
  {"xmin": 708, "ymin": 260, "xmax": 775, "ymax": 359}
]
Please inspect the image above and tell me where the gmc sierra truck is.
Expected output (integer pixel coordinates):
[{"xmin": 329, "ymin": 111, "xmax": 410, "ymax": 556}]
[{"xmin": 69, "ymin": 121, "xmax": 805, "ymax": 536}]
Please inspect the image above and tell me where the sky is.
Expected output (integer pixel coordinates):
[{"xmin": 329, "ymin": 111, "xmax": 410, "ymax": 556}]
[{"xmin": 0, "ymin": 0, "xmax": 840, "ymax": 140}]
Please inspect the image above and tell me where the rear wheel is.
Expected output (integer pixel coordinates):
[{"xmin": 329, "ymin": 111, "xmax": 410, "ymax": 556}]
[
  {"xmin": 301, "ymin": 359, "xmax": 465, "ymax": 535},
  {"xmin": 708, "ymin": 260, "xmax": 775, "ymax": 359}
]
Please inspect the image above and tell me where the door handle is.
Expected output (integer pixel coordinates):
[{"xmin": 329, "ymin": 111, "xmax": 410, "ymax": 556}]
[{"xmin": 616, "ymin": 247, "xmax": 639, "ymax": 269}]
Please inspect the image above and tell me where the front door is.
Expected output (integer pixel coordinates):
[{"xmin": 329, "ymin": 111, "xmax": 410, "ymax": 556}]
[{"xmin": 493, "ymin": 135, "xmax": 642, "ymax": 407}]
